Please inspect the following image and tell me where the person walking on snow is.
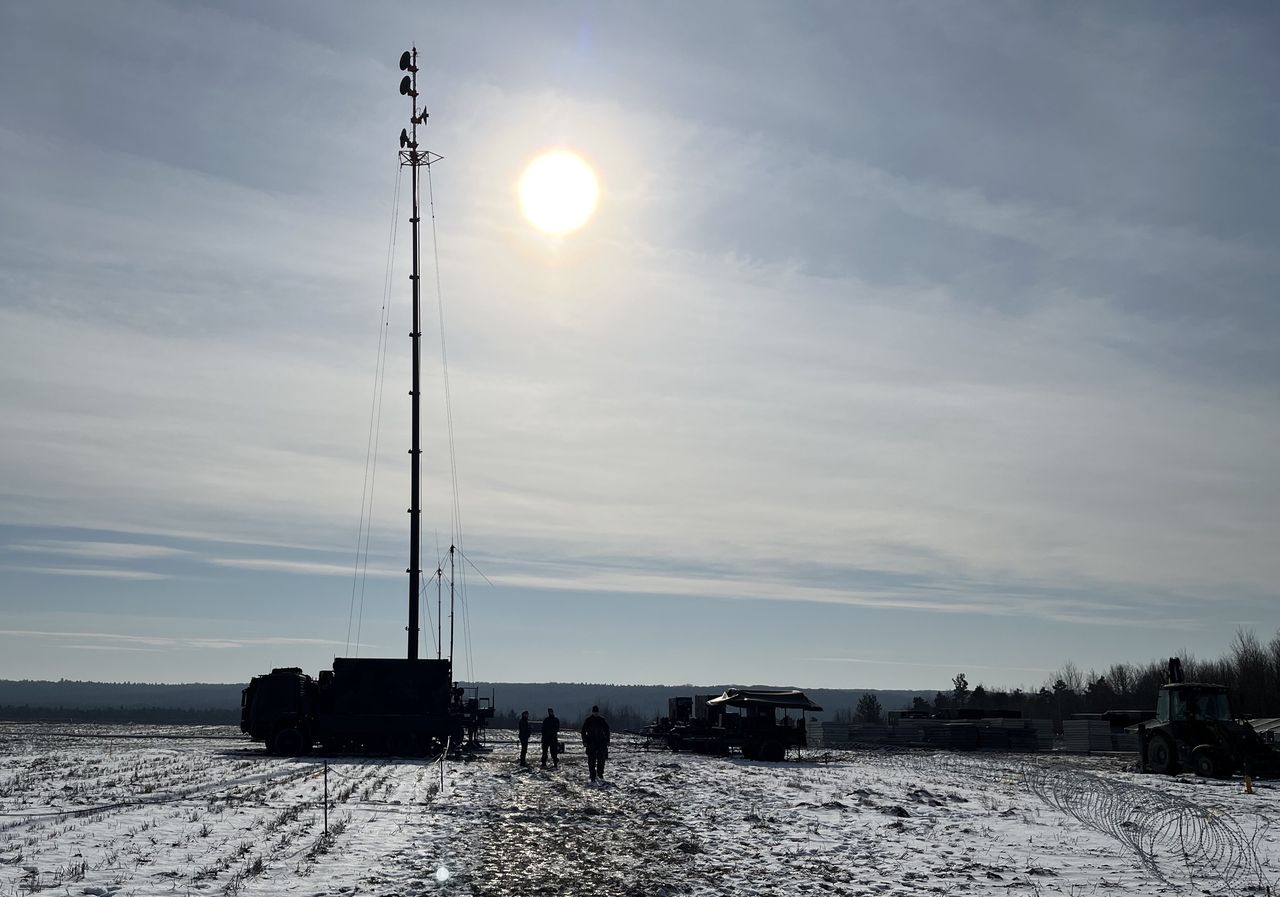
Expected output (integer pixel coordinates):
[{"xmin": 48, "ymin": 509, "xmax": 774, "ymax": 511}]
[
  {"xmin": 540, "ymin": 708, "xmax": 561, "ymax": 768},
  {"xmin": 517, "ymin": 710, "xmax": 531, "ymax": 766},
  {"xmin": 581, "ymin": 705, "xmax": 611, "ymax": 782}
]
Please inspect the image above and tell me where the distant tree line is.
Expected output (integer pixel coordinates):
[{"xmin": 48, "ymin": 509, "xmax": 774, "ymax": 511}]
[
  {"xmin": 0, "ymin": 680, "xmax": 932, "ymax": 729},
  {"xmin": 0, "ymin": 705, "xmax": 239, "ymax": 725},
  {"xmin": 0, "ymin": 679, "xmax": 240, "ymax": 709},
  {"xmin": 830, "ymin": 693, "xmax": 886, "ymax": 724},
  {"xmin": 490, "ymin": 703, "xmax": 652, "ymax": 731},
  {"xmin": 888, "ymin": 628, "xmax": 1280, "ymax": 731},
  {"xmin": 11, "ymin": 629, "xmax": 1280, "ymax": 735},
  {"xmin": 480, "ymin": 683, "xmax": 930, "ymax": 729}
]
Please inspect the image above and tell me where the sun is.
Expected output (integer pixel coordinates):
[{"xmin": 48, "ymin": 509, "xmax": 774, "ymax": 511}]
[{"xmin": 519, "ymin": 150, "xmax": 599, "ymax": 234}]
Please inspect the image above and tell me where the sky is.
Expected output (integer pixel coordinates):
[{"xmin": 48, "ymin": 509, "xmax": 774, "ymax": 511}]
[{"xmin": 1, "ymin": 1, "xmax": 1278, "ymax": 692}]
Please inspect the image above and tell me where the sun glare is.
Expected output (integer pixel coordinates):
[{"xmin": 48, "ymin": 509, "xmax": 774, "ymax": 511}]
[{"xmin": 519, "ymin": 150, "xmax": 599, "ymax": 234}]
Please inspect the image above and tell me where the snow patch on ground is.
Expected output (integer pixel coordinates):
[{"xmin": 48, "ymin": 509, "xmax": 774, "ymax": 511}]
[{"xmin": 1, "ymin": 723, "xmax": 1276, "ymax": 896}]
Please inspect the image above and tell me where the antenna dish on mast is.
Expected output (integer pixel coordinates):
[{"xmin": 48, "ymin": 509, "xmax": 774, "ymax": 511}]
[
  {"xmin": 399, "ymin": 75, "xmax": 417, "ymax": 97},
  {"xmin": 400, "ymin": 128, "xmax": 416, "ymax": 149},
  {"xmin": 399, "ymin": 50, "xmax": 414, "ymax": 72}
]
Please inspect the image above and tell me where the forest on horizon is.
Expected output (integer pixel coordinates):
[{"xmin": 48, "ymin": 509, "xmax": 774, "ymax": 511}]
[{"xmin": 2, "ymin": 628, "xmax": 1277, "ymax": 729}]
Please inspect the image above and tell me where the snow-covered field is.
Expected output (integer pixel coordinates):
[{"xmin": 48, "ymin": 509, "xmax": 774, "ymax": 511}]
[{"xmin": 1, "ymin": 722, "xmax": 1276, "ymax": 896}]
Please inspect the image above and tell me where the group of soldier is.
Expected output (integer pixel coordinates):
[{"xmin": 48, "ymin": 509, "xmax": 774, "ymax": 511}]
[{"xmin": 516, "ymin": 706, "xmax": 611, "ymax": 782}]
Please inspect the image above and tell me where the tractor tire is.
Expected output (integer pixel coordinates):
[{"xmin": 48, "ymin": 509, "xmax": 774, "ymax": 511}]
[
  {"xmin": 1192, "ymin": 747, "xmax": 1229, "ymax": 779},
  {"xmin": 759, "ymin": 740, "xmax": 786, "ymax": 762},
  {"xmin": 271, "ymin": 727, "xmax": 306, "ymax": 757},
  {"xmin": 1146, "ymin": 733, "xmax": 1176, "ymax": 775}
]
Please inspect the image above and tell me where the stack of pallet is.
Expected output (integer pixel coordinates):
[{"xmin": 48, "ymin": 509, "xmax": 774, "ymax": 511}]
[
  {"xmin": 807, "ymin": 722, "xmax": 898, "ymax": 747},
  {"xmin": 1062, "ymin": 719, "xmax": 1113, "ymax": 752},
  {"xmin": 984, "ymin": 716, "xmax": 1052, "ymax": 751},
  {"xmin": 808, "ymin": 717, "xmax": 1049, "ymax": 752},
  {"xmin": 928, "ymin": 723, "xmax": 981, "ymax": 750},
  {"xmin": 1027, "ymin": 717, "xmax": 1055, "ymax": 747},
  {"xmin": 805, "ymin": 722, "xmax": 840, "ymax": 748}
]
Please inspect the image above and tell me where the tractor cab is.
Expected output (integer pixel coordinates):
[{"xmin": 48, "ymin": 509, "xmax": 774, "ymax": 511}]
[{"xmin": 1156, "ymin": 683, "xmax": 1233, "ymax": 723}]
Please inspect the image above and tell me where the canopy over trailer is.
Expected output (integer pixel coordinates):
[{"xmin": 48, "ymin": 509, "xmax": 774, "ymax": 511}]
[{"xmin": 708, "ymin": 689, "xmax": 824, "ymax": 712}]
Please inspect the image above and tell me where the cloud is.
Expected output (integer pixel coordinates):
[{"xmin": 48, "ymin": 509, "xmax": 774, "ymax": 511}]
[
  {"xmin": 487, "ymin": 561, "xmax": 1203, "ymax": 630},
  {"xmin": 0, "ymin": 565, "xmax": 169, "ymax": 581},
  {"xmin": 10, "ymin": 539, "xmax": 189, "ymax": 561},
  {"xmin": 206, "ymin": 557, "xmax": 398, "ymax": 578},
  {"xmin": 0, "ymin": 629, "xmax": 347, "ymax": 651}
]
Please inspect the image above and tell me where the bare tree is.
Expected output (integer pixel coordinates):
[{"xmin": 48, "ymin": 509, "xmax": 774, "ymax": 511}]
[
  {"xmin": 1231, "ymin": 628, "xmax": 1269, "ymax": 716},
  {"xmin": 1106, "ymin": 662, "xmax": 1134, "ymax": 701},
  {"xmin": 1057, "ymin": 661, "xmax": 1085, "ymax": 695}
]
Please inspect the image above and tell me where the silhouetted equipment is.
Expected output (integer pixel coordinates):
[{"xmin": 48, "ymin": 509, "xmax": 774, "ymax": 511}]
[
  {"xmin": 241, "ymin": 47, "xmax": 487, "ymax": 757},
  {"xmin": 644, "ymin": 688, "xmax": 822, "ymax": 762},
  {"xmin": 241, "ymin": 660, "xmax": 479, "ymax": 755},
  {"xmin": 1138, "ymin": 657, "xmax": 1279, "ymax": 778}
]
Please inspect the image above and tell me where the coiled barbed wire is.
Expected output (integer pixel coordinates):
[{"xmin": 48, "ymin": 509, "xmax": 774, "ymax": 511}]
[
  {"xmin": 1020, "ymin": 761, "xmax": 1268, "ymax": 894},
  {"xmin": 880, "ymin": 751, "xmax": 1273, "ymax": 895}
]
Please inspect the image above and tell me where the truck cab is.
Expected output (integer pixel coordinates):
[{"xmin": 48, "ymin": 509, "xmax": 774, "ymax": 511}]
[{"xmin": 240, "ymin": 667, "xmax": 313, "ymax": 754}]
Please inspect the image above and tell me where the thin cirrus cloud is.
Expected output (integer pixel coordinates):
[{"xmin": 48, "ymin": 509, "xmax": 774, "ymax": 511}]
[
  {"xmin": 0, "ymin": 565, "xmax": 169, "ymax": 581},
  {"xmin": 206, "ymin": 557, "xmax": 399, "ymax": 578},
  {"xmin": 0, "ymin": 629, "xmax": 347, "ymax": 651},
  {"xmin": 10, "ymin": 540, "xmax": 189, "ymax": 561}
]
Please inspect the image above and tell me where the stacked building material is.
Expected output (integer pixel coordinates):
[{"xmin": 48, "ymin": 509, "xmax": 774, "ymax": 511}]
[
  {"xmin": 809, "ymin": 717, "xmax": 1048, "ymax": 752},
  {"xmin": 1006, "ymin": 727, "xmax": 1041, "ymax": 752},
  {"xmin": 1062, "ymin": 719, "xmax": 1114, "ymax": 752},
  {"xmin": 1248, "ymin": 718, "xmax": 1280, "ymax": 744},
  {"xmin": 924, "ymin": 723, "xmax": 981, "ymax": 750}
]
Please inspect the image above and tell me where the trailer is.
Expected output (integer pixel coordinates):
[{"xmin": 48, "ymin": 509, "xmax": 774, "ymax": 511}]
[{"xmin": 652, "ymin": 688, "xmax": 823, "ymax": 762}]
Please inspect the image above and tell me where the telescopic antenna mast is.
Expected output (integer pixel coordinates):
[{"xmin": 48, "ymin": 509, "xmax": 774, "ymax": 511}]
[{"xmin": 398, "ymin": 47, "xmax": 443, "ymax": 661}]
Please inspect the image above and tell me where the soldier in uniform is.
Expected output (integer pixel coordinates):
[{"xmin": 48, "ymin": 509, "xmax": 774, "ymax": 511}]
[
  {"xmin": 540, "ymin": 708, "xmax": 560, "ymax": 768},
  {"xmin": 517, "ymin": 710, "xmax": 531, "ymax": 766},
  {"xmin": 581, "ymin": 705, "xmax": 611, "ymax": 782}
]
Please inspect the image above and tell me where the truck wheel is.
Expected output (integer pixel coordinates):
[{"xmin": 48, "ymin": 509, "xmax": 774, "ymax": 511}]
[
  {"xmin": 741, "ymin": 741, "xmax": 759, "ymax": 760},
  {"xmin": 272, "ymin": 727, "xmax": 305, "ymax": 757},
  {"xmin": 759, "ymin": 740, "xmax": 786, "ymax": 762},
  {"xmin": 1146, "ymin": 734, "xmax": 1175, "ymax": 775},
  {"xmin": 1192, "ymin": 747, "xmax": 1227, "ymax": 779}
]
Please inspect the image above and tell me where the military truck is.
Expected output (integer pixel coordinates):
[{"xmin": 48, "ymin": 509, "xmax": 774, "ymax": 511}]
[{"xmin": 241, "ymin": 658, "xmax": 491, "ymax": 756}]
